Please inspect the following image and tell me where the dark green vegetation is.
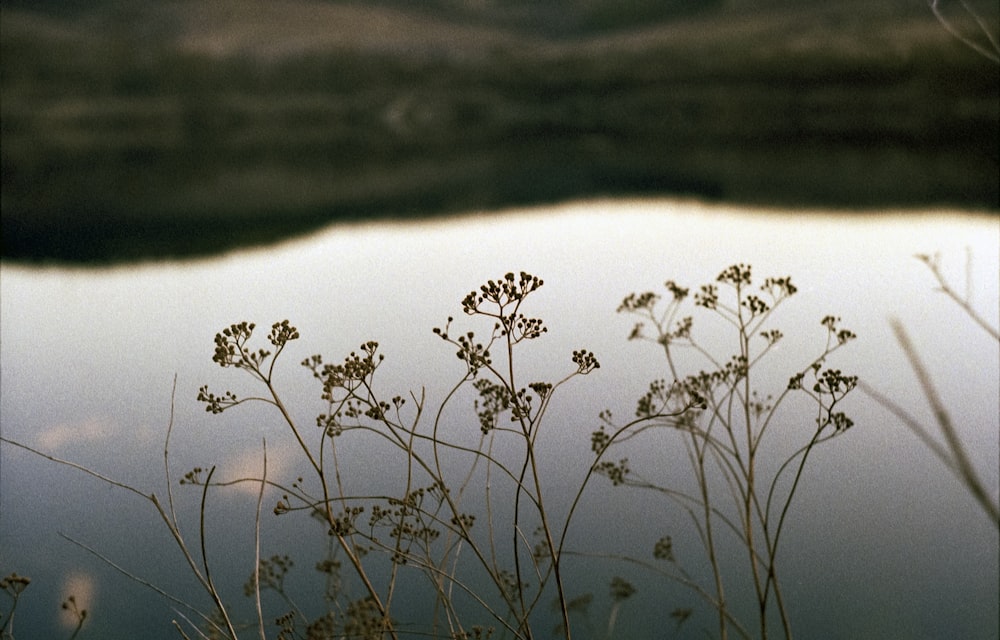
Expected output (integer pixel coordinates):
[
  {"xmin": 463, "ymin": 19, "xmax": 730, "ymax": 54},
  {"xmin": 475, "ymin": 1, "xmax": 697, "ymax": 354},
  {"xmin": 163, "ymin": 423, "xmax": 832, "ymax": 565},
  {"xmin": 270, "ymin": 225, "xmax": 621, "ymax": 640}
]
[{"xmin": 2, "ymin": 0, "xmax": 998, "ymax": 263}]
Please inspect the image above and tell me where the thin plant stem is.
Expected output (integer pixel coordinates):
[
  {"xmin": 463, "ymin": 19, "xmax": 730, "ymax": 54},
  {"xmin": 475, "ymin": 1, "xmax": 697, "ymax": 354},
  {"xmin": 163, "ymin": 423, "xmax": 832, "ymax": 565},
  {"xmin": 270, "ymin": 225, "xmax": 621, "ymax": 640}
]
[
  {"xmin": 917, "ymin": 252, "xmax": 1000, "ymax": 341},
  {"xmin": 615, "ymin": 266, "xmax": 854, "ymax": 640},
  {"xmin": 562, "ymin": 549, "xmax": 753, "ymax": 640},
  {"xmin": 890, "ymin": 319, "xmax": 1000, "ymax": 527},
  {"xmin": 0, "ymin": 435, "xmax": 238, "ymax": 636},
  {"xmin": 266, "ymin": 380, "xmax": 398, "ymax": 640},
  {"xmin": 253, "ymin": 440, "xmax": 267, "ymax": 640},
  {"xmin": 928, "ymin": 0, "xmax": 1000, "ymax": 63},
  {"xmin": 171, "ymin": 616, "xmax": 201, "ymax": 640},
  {"xmin": 857, "ymin": 381, "xmax": 954, "ymax": 470},
  {"xmin": 59, "ymin": 534, "xmax": 221, "ymax": 635},
  {"xmin": 196, "ymin": 466, "xmax": 238, "ymax": 639}
]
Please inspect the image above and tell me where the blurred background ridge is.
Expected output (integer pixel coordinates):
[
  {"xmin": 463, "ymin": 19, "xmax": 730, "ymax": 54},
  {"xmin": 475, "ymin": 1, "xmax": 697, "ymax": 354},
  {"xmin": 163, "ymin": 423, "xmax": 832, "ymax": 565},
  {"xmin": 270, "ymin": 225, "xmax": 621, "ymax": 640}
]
[{"xmin": 2, "ymin": 0, "xmax": 998, "ymax": 263}]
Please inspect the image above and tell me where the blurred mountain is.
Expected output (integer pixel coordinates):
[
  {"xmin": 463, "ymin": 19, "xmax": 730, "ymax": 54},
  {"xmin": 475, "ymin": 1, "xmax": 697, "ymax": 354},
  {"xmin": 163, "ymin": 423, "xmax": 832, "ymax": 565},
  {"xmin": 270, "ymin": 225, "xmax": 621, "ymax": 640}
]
[
  {"xmin": 4, "ymin": 0, "xmax": 720, "ymax": 41},
  {"xmin": 1, "ymin": 0, "xmax": 726, "ymax": 62},
  {"xmin": 2, "ymin": 0, "xmax": 998, "ymax": 262},
  {"xmin": 3, "ymin": 0, "xmax": 972, "ymax": 58}
]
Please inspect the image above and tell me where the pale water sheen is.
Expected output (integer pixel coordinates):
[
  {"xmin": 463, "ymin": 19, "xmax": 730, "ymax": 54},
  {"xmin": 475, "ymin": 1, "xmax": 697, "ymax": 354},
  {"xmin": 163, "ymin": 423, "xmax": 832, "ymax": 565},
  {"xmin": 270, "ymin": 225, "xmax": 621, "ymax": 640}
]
[{"xmin": 1, "ymin": 199, "xmax": 997, "ymax": 638}]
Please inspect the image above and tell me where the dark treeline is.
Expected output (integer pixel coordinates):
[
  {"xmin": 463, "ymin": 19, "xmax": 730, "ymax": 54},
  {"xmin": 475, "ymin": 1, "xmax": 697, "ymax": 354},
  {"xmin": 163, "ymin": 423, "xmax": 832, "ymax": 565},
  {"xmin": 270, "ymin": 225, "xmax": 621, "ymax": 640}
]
[{"xmin": 2, "ymin": 0, "xmax": 998, "ymax": 263}]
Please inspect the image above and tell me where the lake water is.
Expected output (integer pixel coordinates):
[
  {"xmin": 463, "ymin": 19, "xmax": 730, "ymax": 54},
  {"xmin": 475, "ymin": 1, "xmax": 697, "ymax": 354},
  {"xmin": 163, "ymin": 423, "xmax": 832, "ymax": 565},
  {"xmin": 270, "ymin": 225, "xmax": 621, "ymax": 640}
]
[{"xmin": 1, "ymin": 199, "xmax": 997, "ymax": 639}]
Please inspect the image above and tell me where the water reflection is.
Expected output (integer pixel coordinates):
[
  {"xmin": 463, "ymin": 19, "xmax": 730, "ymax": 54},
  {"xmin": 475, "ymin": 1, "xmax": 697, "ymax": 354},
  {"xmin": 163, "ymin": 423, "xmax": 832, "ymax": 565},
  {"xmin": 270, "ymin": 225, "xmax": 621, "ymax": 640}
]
[{"xmin": 1, "ymin": 200, "xmax": 997, "ymax": 638}]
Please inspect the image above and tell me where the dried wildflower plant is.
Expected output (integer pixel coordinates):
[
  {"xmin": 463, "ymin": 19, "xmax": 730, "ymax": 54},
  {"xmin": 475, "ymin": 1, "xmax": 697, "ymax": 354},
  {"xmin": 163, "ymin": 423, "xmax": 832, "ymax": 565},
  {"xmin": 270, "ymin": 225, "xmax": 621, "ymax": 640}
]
[
  {"xmin": 182, "ymin": 271, "xmax": 680, "ymax": 639},
  {"xmin": 2, "ymin": 266, "xmax": 861, "ymax": 639},
  {"xmin": 603, "ymin": 264, "xmax": 858, "ymax": 640},
  {"xmin": 860, "ymin": 251, "xmax": 999, "ymax": 529},
  {"xmin": 1, "ymin": 573, "xmax": 32, "ymax": 639}
]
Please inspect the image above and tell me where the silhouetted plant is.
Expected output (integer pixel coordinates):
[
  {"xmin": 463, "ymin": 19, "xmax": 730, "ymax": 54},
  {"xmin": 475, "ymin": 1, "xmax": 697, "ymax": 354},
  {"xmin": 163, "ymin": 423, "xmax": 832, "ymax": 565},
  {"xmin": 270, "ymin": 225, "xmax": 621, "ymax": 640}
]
[
  {"xmin": 860, "ymin": 251, "xmax": 999, "ymax": 528},
  {"xmin": 1, "ymin": 267, "xmax": 859, "ymax": 639},
  {"xmin": 177, "ymin": 270, "xmax": 702, "ymax": 638},
  {"xmin": 928, "ymin": 0, "xmax": 1000, "ymax": 63},
  {"xmin": 1, "ymin": 573, "xmax": 87, "ymax": 640},
  {"xmin": 60, "ymin": 595, "xmax": 88, "ymax": 640},
  {"xmin": 1, "ymin": 573, "xmax": 32, "ymax": 640},
  {"xmin": 597, "ymin": 264, "xmax": 858, "ymax": 639}
]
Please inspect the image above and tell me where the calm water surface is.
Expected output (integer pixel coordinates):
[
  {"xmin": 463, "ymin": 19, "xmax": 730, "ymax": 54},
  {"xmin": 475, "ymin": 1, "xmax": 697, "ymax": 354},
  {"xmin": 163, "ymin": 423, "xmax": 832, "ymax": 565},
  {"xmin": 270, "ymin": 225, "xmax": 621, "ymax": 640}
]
[{"xmin": 1, "ymin": 200, "xmax": 997, "ymax": 638}]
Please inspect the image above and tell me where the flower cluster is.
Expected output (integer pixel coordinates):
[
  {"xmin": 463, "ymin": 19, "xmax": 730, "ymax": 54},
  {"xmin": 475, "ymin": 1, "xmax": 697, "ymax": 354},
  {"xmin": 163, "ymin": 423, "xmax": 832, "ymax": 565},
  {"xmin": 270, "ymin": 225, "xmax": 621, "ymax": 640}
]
[
  {"xmin": 211, "ymin": 320, "xmax": 300, "ymax": 373},
  {"xmin": 328, "ymin": 506, "xmax": 365, "ymax": 537},
  {"xmin": 244, "ymin": 554, "xmax": 293, "ymax": 596},
  {"xmin": 653, "ymin": 536, "xmax": 675, "ymax": 562},
  {"xmin": 179, "ymin": 467, "xmax": 205, "ymax": 485},
  {"xmin": 822, "ymin": 315, "xmax": 858, "ymax": 345},
  {"xmin": 462, "ymin": 271, "xmax": 544, "ymax": 316},
  {"xmin": 0, "ymin": 572, "xmax": 30, "ymax": 597},
  {"xmin": 609, "ymin": 577, "xmax": 636, "ymax": 602},
  {"xmin": 304, "ymin": 341, "xmax": 384, "ymax": 401},
  {"xmin": 196, "ymin": 386, "xmax": 238, "ymax": 414},
  {"xmin": 572, "ymin": 349, "xmax": 600, "ymax": 374},
  {"xmin": 593, "ymin": 458, "xmax": 630, "ymax": 486}
]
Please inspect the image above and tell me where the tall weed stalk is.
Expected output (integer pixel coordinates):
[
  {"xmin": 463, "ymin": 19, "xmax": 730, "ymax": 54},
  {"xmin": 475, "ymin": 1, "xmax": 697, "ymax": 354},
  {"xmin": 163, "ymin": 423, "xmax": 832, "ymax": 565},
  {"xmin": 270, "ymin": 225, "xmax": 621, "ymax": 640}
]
[
  {"xmin": 599, "ymin": 264, "xmax": 857, "ymax": 639},
  {"xmin": 860, "ymin": 251, "xmax": 999, "ymax": 528},
  {"xmin": 2, "ymin": 267, "xmax": 859, "ymax": 639}
]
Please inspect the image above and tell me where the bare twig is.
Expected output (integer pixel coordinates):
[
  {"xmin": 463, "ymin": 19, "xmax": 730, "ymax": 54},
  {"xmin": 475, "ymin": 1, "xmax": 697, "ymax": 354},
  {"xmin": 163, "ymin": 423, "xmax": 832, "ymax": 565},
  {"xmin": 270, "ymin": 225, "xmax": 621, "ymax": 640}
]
[
  {"xmin": 928, "ymin": 0, "xmax": 1000, "ymax": 63},
  {"xmin": 59, "ymin": 534, "xmax": 219, "ymax": 634},
  {"xmin": 917, "ymin": 252, "xmax": 1000, "ymax": 341},
  {"xmin": 857, "ymin": 381, "xmax": 955, "ymax": 469},
  {"xmin": 889, "ymin": 319, "xmax": 999, "ymax": 527},
  {"xmin": 254, "ymin": 440, "xmax": 267, "ymax": 640}
]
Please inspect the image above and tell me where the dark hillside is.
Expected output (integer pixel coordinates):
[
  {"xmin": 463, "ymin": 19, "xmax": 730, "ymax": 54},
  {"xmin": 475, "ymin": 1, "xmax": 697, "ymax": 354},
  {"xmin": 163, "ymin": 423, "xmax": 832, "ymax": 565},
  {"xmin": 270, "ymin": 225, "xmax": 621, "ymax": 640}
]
[{"xmin": 2, "ymin": 0, "xmax": 997, "ymax": 263}]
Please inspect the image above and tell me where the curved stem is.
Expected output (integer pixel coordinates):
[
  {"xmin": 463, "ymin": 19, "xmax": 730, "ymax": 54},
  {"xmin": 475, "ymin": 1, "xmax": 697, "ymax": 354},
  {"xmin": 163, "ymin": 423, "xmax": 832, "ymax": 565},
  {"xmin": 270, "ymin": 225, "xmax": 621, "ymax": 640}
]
[
  {"xmin": 197, "ymin": 467, "xmax": 239, "ymax": 639},
  {"xmin": 891, "ymin": 319, "xmax": 1000, "ymax": 527}
]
